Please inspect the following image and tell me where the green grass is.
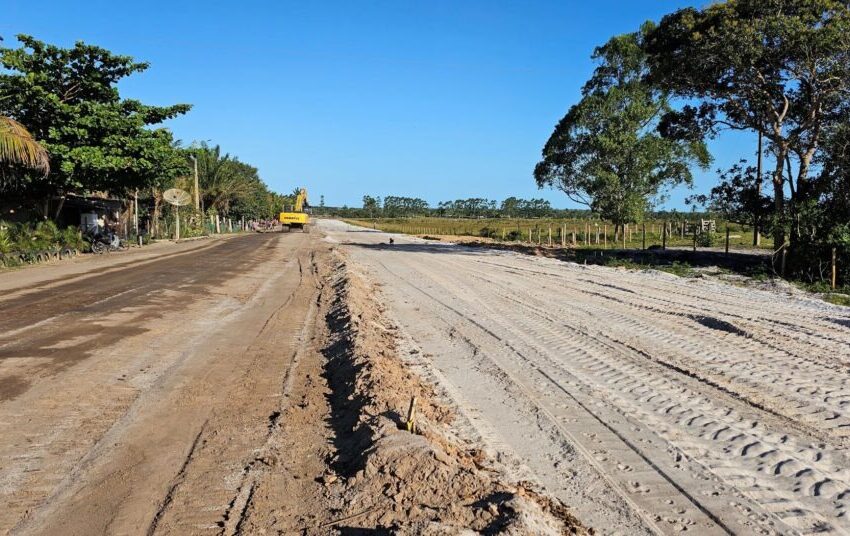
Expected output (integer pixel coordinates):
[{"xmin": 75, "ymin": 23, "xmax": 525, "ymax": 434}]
[
  {"xmin": 823, "ymin": 293, "xmax": 850, "ymax": 307},
  {"xmin": 343, "ymin": 216, "xmax": 774, "ymax": 252}
]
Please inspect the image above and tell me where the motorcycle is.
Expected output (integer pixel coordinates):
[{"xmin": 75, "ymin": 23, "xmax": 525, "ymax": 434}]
[{"xmin": 86, "ymin": 228, "xmax": 129, "ymax": 254}]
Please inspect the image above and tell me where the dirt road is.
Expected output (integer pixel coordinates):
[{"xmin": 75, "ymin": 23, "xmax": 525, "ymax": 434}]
[
  {"xmin": 322, "ymin": 219, "xmax": 850, "ymax": 536},
  {"xmin": 0, "ymin": 232, "xmax": 326, "ymax": 534}
]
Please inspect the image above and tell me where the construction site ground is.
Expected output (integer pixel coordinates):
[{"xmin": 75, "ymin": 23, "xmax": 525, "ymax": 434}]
[{"xmin": 1, "ymin": 220, "xmax": 849, "ymax": 535}]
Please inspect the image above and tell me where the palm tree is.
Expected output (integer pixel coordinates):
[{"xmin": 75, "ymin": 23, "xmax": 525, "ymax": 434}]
[{"xmin": 0, "ymin": 116, "xmax": 49, "ymax": 175}]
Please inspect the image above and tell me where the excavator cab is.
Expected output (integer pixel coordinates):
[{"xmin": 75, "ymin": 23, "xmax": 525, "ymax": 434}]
[{"xmin": 279, "ymin": 188, "xmax": 309, "ymax": 232}]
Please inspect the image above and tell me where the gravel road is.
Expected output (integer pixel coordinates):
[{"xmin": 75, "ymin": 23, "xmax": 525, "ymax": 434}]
[{"xmin": 321, "ymin": 219, "xmax": 850, "ymax": 536}]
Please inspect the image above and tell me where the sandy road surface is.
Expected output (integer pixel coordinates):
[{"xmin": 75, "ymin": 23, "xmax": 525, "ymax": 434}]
[
  {"xmin": 0, "ymin": 232, "xmax": 325, "ymax": 535},
  {"xmin": 322, "ymin": 219, "xmax": 850, "ymax": 536}
]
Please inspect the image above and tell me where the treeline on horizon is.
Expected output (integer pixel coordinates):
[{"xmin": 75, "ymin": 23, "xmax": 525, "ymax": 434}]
[{"xmin": 319, "ymin": 194, "xmax": 715, "ymax": 221}]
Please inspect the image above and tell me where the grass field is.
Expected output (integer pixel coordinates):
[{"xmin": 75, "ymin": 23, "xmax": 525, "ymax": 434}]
[{"xmin": 343, "ymin": 217, "xmax": 775, "ymax": 251}]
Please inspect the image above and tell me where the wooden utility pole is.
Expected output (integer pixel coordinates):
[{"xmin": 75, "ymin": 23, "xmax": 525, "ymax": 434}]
[
  {"xmin": 133, "ymin": 190, "xmax": 139, "ymax": 237},
  {"xmin": 755, "ymin": 131, "xmax": 762, "ymax": 247},
  {"xmin": 190, "ymin": 154, "xmax": 200, "ymax": 211}
]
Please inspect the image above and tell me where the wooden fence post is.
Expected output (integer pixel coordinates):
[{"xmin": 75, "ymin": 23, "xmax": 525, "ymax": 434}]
[
  {"xmin": 725, "ymin": 226, "xmax": 730, "ymax": 256},
  {"xmin": 642, "ymin": 223, "xmax": 647, "ymax": 250},
  {"xmin": 548, "ymin": 224, "xmax": 552, "ymax": 247},
  {"xmin": 692, "ymin": 224, "xmax": 697, "ymax": 252},
  {"xmin": 662, "ymin": 222, "xmax": 667, "ymax": 250},
  {"xmin": 603, "ymin": 225, "xmax": 607, "ymax": 248},
  {"xmin": 781, "ymin": 248, "xmax": 788, "ymax": 278},
  {"xmin": 832, "ymin": 247, "xmax": 838, "ymax": 290}
]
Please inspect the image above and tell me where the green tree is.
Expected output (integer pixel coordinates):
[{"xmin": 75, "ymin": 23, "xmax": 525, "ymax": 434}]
[
  {"xmin": 0, "ymin": 35, "xmax": 191, "ymax": 218},
  {"xmin": 644, "ymin": 0, "xmax": 850, "ymax": 248},
  {"xmin": 362, "ymin": 195, "xmax": 380, "ymax": 218},
  {"xmin": 686, "ymin": 161, "xmax": 773, "ymax": 231},
  {"xmin": 535, "ymin": 28, "xmax": 710, "ymax": 236}
]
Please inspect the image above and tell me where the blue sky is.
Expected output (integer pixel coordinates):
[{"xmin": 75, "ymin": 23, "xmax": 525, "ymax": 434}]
[{"xmin": 3, "ymin": 0, "xmax": 756, "ymax": 210}]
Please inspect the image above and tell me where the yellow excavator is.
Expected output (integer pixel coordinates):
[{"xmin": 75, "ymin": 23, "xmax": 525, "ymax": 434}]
[{"xmin": 279, "ymin": 187, "xmax": 309, "ymax": 232}]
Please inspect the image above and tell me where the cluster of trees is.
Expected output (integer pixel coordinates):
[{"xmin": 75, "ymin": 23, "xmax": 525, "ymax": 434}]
[
  {"xmin": 535, "ymin": 0, "xmax": 850, "ymax": 284},
  {"xmin": 0, "ymin": 35, "xmax": 288, "ymax": 235},
  {"xmin": 436, "ymin": 198, "xmax": 497, "ymax": 218},
  {"xmin": 351, "ymin": 195, "xmax": 561, "ymax": 219}
]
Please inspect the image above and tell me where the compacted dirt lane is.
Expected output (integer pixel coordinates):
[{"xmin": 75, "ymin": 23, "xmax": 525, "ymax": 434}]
[
  {"xmin": 322, "ymin": 219, "xmax": 850, "ymax": 536},
  {"xmin": 0, "ymin": 232, "xmax": 324, "ymax": 535}
]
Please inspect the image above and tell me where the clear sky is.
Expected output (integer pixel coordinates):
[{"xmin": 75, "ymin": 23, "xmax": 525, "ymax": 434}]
[{"xmin": 3, "ymin": 0, "xmax": 756, "ymax": 210}]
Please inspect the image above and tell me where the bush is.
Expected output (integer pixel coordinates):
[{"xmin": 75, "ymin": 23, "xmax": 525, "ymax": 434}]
[
  {"xmin": 0, "ymin": 221, "xmax": 86, "ymax": 256},
  {"xmin": 697, "ymin": 231, "xmax": 715, "ymax": 247}
]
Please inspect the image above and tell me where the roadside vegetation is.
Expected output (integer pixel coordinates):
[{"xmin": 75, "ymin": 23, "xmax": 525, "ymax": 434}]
[{"xmin": 0, "ymin": 35, "xmax": 293, "ymax": 259}]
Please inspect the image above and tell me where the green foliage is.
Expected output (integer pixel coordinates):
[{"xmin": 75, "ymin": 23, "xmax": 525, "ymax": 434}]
[
  {"xmin": 383, "ymin": 196, "xmax": 429, "ymax": 217},
  {"xmin": 0, "ymin": 35, "xmax": 191, "ymax": 206},
  {"xmin": 190, "ymin": 142, "xmax": 285, "ymax": 220},
  {"xmin": 0, "ymin": 116, "xmax": 49, "ymax": 177},
  {"xmin": 687, "ymin": 161, "xmax": 773, "ymax": 229},
  {"xmin": 535, "ymin": 28, "xmax": 711, "ymax": 227},
  {"xmin": 644, "ymin": 0, "xmax": 850, "ymax": 248},
  {"xmin": 0, "ymin": 220, "xmax": 84, "ymax": 255}
]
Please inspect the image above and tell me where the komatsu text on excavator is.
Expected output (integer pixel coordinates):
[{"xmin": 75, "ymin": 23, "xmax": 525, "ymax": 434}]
[{"xmin": 279, "ymin": 188, "xmax": 309, "ymax": 232}]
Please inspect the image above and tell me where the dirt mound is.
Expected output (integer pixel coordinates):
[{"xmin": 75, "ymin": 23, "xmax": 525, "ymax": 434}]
[{"xmin": 319, "ymin": 256, "xmax": 588, "ymax": 534}]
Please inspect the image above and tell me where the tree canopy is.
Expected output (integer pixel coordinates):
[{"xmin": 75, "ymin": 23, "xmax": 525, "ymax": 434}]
[
  {"xmin": 643, "ymin": 0, "xmax": 850, "ymax": 246},
  {"xmin": 0, "ymin": 35, "xmax": 191, "ymax": 208},
  {"xmin": 535, "ymin": 28, "xmax": 710, "ymax": 229}
]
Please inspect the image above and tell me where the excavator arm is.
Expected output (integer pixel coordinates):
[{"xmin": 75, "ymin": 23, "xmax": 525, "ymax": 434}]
[{"xmin": 294, "ymin": 188, "xmax": 307, "ymax": 213}]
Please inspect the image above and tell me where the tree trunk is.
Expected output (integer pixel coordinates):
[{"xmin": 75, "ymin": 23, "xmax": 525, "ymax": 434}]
[
  {"xmin": 153, "ymin": 192, "xmax": 162, "ymax": 238},
  {"xmin": 771, "ymin": 146, "xmax": 787, "ymax": 248},
  {"xmin": 53, "ymin": 195, "xmax": 66, "ymax": 222}
]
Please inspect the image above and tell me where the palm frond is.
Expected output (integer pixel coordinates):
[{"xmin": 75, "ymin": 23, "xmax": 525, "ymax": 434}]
[{"xmin": 0, "ymin": 116, "xmax": 49, "ymax": 176}]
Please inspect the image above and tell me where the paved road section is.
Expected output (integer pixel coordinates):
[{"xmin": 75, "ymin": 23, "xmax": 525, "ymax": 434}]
[
  {"xmin": 0, "ymin": 232, "xmax": 322, "ymax": 535},
  {"xmin": 322, "ymin": 219, "xmax": 850, "ymax": 536}
]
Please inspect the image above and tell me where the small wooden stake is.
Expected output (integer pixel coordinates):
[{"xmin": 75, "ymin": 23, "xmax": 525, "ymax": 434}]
[{"xmin": 406, "ymin": 396, "xmax": 417, "ymax": 433}]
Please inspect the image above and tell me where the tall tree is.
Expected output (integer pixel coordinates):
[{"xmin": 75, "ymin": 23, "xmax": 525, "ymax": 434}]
[
  {"xmin": 644, "ymin": 0, "xmax": 850, "ymax": 248},
  {"xmin": 0, "ymin": 35, "xmax": 191, "ymax": 216},
  {"xmin": 535, "ymin": 28, "xmax": 710, "ymax": 235}
]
